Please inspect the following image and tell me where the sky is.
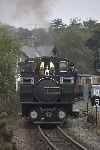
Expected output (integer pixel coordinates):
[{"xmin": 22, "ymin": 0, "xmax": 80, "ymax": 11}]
[{"xmin": 0, "ymin": 0, "xmax": 100, "ymax": 29}]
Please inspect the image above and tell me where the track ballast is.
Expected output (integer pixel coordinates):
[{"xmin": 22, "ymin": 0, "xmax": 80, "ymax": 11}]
[{"xmin": 38, "ymin": 125, "xmax": 88, "ymax": 150}]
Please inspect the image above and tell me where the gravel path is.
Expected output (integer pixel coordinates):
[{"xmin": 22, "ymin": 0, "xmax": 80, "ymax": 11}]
[
  {"xmin": 13, "ymin": 121, "xmax": 51, "ymax": 150},
  {"xmin": 64, "ymin": 100, "xmax": 100, "ymax": 150}
]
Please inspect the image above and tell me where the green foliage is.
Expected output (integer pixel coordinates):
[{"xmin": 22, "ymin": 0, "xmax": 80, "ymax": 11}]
[
  {"xmin": 83, "ymin": 19, "xmax": 97, "ymax": 31},
  {"xmin": 86, "ymin": 23, "xmax": 100, "ymax": 50},
  {"xmin": 0, "ymin": 112, "xmax": 8, "ymax": 119},
  {"xmin": 50, "ymin": 18, "xmax": 97, "ymax": 73},
  {"xmin": 68, "ymin": 18, "xmax": 83, "ymax": 31},
  {"xmin": 50, "ymin": 18, "xmax": 66, "ymax": 32},
  {"xmin": 0, "ymin": 119, "xmax": 17, "ymax": 150},
  {"xmin": 31, "ymin": 28, "xmax": 54, "ymax": 46},
  {"xmin": 0, "ymin": 25, "xmax": 20, "ymax": 95},
  {"xmin": 0, "ymin": 143, "xmax": 17, "ymax": 150}
]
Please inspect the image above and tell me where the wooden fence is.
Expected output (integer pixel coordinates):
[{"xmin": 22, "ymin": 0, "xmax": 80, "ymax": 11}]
[{"xmin": 0, "ymin": 95, "xmax": 17, "ymax": 113}]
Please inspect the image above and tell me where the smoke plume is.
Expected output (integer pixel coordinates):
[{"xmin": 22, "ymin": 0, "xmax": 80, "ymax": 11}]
[
  {"xmin": 14, "ymin": 0, "xmax": 56, "ymax": 28},
  {"xmin": 0, "ymin": 0, "xmax": 58, "ymax": 28}
]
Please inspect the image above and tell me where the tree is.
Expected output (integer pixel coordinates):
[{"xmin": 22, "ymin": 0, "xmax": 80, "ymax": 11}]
[
  {"xmin": 0, "ymin": 25, "xmax": 20, "ymax": 95},
  {"xmin": 83, "ymin": 19, "xmax": 97, "ymax": 31},
  {"xmin": 86, "ymin": 23, "xmax": 100, "ymax": 50},
  {"xmin": 49, "ymin": 18, "xmax": 95, "ymax": 73},
  {"xmin": 67, "ymin": 18, "xmax": 82, "ymax": 32},
  {"xmin": 50, "ymin": 18, "xmax": 66, "ymax": 32}
]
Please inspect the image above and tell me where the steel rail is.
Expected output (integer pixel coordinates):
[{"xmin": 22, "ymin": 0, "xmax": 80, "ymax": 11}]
[
  {"xmin": 38, "ymin": 125, "xmax": 59, "ymax": 150},
  {"xmin": 38, "ymin": 125, "xmax": 89, "ymax": 150},
  {"xmin": 57, "ymin": 126, "xmax": 88, "ymax": 150}
]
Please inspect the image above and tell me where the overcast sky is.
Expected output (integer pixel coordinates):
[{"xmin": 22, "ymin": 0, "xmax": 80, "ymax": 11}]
[{"xmin": 0, "ymin": 0, "xmax": 100, "ymax": 29}]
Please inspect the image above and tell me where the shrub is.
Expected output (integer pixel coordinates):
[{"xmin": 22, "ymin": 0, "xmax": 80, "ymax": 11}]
[{"xmin": 0, "ymin": 119, "xmax": 17, "ymax": 150}]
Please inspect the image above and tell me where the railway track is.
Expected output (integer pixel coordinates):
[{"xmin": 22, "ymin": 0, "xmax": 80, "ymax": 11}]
[{"xmin": 38, "ymin": 125, "xmax": 88, "ymax": 150}]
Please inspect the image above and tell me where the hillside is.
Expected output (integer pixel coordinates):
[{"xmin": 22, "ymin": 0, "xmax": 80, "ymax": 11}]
[{"xmin": 0, "ymin": 19, "xmax": 98, "ymax": 74}]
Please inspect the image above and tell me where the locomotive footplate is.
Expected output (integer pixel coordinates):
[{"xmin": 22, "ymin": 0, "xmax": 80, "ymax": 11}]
[
  {"xmin": 33, "ymin": 121, "xmax": 63, "ymax": 125},
  {"xmin": 20, "ymin": 101, "xmax": 74, "ymax": 106}
]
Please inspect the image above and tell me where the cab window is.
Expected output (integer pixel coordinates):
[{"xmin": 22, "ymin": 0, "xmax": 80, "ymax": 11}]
[{"xmin": 59, "ymin": 61, "xmax": 67, "ymax": 72}]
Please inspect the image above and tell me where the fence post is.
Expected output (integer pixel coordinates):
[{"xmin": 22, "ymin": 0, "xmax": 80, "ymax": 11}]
[{"xmin": 96, "ymin": 105, "xmax": 98, "ymax": 126}]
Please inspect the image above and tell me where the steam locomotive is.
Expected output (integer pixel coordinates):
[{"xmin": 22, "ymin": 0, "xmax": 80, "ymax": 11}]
[{"xmin": 17, "ymin": 56, "xmax": 80, "ymax": 125}]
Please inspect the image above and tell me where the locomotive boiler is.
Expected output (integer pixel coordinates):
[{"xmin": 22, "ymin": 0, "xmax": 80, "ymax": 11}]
[{"xmin": 17, "ymin": 56, "xmax": 79, "ymax": 125}]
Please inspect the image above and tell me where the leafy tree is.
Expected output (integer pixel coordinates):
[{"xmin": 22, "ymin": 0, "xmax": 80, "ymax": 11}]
[
  {"xmin": 50, "ymin": 18, "xmax": 66, "ymax": 32},
  {"xmin": 86, "ymin": 23, "xmax": 100, "ymax": 50},
  {"xmin": 32, "ymin": 28, "xmax": 54, "ymax": 46},
  {"xmin": 0, "ymin": 25, "xmax": 20, "ymax": 95},
  {"xmin": 49, "ymin": 18, "xmax": 96, "ymax": 73},
  {"xmin": 0, "ymin": 119, "xmax": 17, "ymax": 150},
  {"xmin": 68, "ymin": 18, "xmax": 82, "ymax": 31},
  {"xmin": 83, "ymin": 19, "xmax": 97, "ymax": 31}
]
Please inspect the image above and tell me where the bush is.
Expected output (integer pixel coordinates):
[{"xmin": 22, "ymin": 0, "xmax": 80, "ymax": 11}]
[
  {"xmin": 0, "ymin": 112, "xmax": 8, "ymax": 119},
  {"xmin": 0, "ymin": 119, "xmax": 17, "ymax": 150},
  {"xmin": 0, "ymin": 143, "xmax": 17, "ymax": 150}
]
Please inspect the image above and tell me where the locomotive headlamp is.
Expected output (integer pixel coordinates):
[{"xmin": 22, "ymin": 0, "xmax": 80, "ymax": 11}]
[
  {"xmin": 58, "ymin": 110, "xmax": 66, "ymax": 119},
  {"xmin": 30, "ymin": 110, "xmax": 38, "ymax": 119}
]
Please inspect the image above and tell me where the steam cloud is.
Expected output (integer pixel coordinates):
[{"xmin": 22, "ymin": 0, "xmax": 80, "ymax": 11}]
[
  {"xmin": 14, "ymin": 0, "xmax": 57, "ymax": 28},
  {"xmin": 0, "ymin": 0, "xmax": 57, "ymax": 28}
]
